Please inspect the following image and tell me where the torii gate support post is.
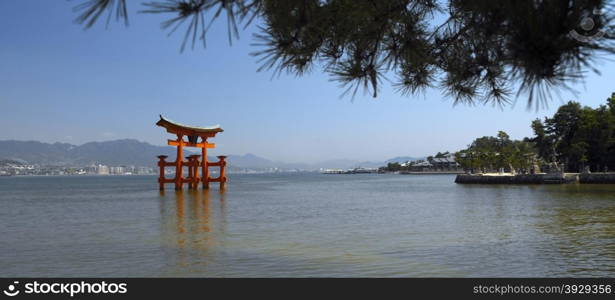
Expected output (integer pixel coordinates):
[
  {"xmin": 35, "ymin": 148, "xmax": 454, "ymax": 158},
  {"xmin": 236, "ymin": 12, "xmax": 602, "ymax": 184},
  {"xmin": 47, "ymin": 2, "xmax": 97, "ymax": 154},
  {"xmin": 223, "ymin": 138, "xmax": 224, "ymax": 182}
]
[
  {"xmin": 192, "ymin": 157, "xmax": 199, "ymax": 189},
  {"xmin": 174, "ymin": 134, "xmax": 184, "ymax": 190},
  {"xmin": 188, "ymin": 155, "xmax": 201, "ymax": 189},
  {"xmin": 201, "ymin": 138, "xmax": 209, "ymax": 189},
  {"xmin": 205, "ymin": 155, "xmax": 227, "ymax": 189},
  {"xmin": 157, "ymin": 155, "xmax": 168, "ymax": 190},
  {"xmin": 218, "ymin": 156, "xmax": 227, "ymax": 189}
]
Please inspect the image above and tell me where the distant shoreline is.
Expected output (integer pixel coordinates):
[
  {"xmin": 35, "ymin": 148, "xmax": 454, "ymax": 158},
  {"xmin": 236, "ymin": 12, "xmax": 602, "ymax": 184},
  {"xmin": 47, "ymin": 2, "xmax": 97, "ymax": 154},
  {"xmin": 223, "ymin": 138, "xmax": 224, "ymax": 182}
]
[{"xmin": 0, "ymin": 174, "xmax": 157, "ymax": 178}]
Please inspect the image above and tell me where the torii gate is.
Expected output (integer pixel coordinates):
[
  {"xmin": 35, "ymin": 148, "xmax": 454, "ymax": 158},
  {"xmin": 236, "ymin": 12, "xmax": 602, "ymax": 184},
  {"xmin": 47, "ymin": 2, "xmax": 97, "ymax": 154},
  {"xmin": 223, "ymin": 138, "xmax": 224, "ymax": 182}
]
[{"xmin": 156, "ymin": 115, "xmax": 227, "ymax": 190}]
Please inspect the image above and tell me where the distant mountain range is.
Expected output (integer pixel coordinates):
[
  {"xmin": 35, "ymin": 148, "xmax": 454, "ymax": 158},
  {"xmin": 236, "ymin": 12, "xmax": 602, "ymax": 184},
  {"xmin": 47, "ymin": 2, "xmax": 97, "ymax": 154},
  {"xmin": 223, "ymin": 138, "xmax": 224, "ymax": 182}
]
[
  {"xmin": 0, "ymin": 139, "xmax": 424, "ymax": 170},
  {"xmin": 0, "ymin": 139, "xmax": 174, "ymax": 167}
]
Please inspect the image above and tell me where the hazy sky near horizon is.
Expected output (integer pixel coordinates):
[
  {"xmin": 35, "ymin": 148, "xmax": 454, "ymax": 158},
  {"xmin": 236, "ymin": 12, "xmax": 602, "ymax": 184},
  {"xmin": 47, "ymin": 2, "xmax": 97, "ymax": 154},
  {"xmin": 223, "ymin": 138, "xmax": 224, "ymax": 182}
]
[{"xmin": 1, "ymin": 1, "xmax": 615, "ymax": 163}]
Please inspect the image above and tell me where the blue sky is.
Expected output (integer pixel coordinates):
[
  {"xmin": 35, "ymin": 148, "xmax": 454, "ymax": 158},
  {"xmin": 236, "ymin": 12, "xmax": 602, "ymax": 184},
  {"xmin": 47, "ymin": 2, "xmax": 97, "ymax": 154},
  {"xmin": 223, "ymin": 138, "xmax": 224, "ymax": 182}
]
[{"xmin": 1, "ymin": 1, "xmax": 614, "ymax": 163}]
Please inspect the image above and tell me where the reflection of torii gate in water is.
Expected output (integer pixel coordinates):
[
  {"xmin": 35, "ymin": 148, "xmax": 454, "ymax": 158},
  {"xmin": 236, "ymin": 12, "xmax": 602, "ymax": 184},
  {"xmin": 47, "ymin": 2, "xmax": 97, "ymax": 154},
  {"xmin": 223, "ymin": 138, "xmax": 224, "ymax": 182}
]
[{"xmin": 156, "ymin": 115, "xmax": 227, "ymax": 190}]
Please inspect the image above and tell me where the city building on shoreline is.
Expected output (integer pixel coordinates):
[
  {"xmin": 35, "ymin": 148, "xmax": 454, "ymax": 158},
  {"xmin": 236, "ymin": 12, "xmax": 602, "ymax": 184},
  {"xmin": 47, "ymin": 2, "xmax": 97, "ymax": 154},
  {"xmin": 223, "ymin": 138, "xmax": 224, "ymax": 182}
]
[{"xmin": 0, "ymin": 160, "xmax": 155, "ymax": 176}]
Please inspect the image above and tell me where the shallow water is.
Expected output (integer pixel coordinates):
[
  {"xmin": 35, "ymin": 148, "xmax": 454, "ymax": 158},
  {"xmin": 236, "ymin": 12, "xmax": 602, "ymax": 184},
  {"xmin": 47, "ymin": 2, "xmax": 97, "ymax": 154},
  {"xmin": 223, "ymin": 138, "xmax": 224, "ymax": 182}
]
[{"xmin": 2, "ymin": 173, "xmax": 615, "ymax": 277}]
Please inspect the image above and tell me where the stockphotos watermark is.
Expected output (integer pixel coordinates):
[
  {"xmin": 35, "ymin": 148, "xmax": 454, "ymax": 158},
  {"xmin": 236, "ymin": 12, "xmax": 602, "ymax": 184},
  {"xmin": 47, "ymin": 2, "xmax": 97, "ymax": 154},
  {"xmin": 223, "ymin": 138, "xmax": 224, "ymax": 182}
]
[
  {"xmin": 569, "ymin": 8, "xmax": 607, "ymax": 42},
  {"xmin": 3, "ymin": 280, "xmax": 127, "ymax": 297}
]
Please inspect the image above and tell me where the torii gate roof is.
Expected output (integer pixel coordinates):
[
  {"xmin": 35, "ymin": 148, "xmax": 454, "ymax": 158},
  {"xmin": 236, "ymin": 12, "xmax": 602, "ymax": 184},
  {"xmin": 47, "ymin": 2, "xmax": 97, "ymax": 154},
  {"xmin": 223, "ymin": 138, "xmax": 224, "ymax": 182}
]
[{"xmin": 156, "ymin": 115, "xmax": 223, "ymax": 137}]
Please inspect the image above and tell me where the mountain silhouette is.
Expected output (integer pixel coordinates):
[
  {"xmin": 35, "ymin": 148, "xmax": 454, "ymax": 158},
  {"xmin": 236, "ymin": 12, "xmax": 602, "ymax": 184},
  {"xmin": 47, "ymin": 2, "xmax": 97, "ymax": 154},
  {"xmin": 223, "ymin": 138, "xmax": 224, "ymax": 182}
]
[{"xmin": 0, "ymin": 139, "xmax": 424, "ymax": 170}]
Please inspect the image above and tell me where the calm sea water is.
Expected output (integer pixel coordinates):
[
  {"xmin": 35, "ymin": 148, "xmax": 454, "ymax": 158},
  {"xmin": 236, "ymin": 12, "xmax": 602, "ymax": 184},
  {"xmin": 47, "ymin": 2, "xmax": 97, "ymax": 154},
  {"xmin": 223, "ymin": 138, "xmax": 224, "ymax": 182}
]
[{"xmin": 2, "ymin": 173, "xmax": 615, "ymax": 277}]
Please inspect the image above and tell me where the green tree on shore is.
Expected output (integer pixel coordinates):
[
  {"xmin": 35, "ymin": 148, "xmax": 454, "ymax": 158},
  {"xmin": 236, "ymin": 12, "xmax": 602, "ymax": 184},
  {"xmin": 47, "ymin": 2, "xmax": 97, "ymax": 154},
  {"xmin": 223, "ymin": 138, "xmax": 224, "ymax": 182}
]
[
  {"xmin": 386, "ymin": 162, "xmax": 402, "ymax": 172},
  {"xmin": 455, "ymin": 132, "xmax": 537, "ymax": 173},
  {"xmin": 531, "ymin": 94, "xmax": 615, "ymax": 172}
]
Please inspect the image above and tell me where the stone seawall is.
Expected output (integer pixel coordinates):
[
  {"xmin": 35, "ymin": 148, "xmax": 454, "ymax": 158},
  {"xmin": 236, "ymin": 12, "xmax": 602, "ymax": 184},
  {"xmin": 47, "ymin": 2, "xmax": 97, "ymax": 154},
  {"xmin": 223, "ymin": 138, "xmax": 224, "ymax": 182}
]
[
  {"xmin": 579, "ymin": 173, "xmax": 615, "ymax": 183},
  {"xmin": 455, "ymin": 173, "xmax": 579, "ymax": 184}
]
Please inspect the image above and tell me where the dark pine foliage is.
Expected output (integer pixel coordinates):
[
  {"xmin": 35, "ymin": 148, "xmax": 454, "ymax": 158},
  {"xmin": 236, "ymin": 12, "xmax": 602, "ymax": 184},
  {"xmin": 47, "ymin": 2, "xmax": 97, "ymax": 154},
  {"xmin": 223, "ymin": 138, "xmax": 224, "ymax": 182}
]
[{"xmin": 72, "ymin": 0, "xmax": 615, "ymax": 108}]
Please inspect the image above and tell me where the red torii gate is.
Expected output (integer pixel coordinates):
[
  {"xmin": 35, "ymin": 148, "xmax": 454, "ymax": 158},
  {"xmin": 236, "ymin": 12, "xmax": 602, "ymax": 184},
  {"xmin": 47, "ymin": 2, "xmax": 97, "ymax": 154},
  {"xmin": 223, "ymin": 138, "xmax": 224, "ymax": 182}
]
[{"xmin": 156, "ymin": 115, "xmax": 227, "ymax": 190}]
